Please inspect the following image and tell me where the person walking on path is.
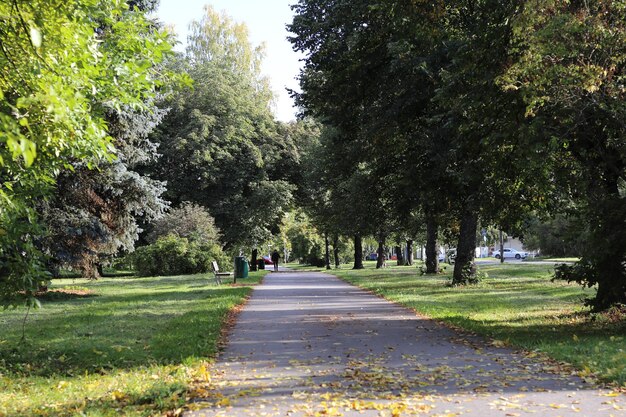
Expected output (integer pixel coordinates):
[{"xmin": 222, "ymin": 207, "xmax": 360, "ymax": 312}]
[{"xmin": 270, "ymin": 249, "xmax": 280, "ymax": 272}]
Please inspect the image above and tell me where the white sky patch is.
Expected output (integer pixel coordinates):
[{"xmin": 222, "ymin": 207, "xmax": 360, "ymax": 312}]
[{"xmin": 155, "ymin": 0, "xmax": 303, "ymax": 122}]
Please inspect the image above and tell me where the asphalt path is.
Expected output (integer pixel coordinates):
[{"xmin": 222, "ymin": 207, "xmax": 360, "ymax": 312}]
[{"xmin": 187, "ymin": 270, "xmax": 623, "ymax": 417}]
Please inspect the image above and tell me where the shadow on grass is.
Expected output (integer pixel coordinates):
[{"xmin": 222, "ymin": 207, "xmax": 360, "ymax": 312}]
[
  {"xmin": 36, "ymin": 290, "xmax": 98, "ymax": 302},
  {"xmin": 0, "ymin": 282, "xmax": 250, "ymax": 378}
]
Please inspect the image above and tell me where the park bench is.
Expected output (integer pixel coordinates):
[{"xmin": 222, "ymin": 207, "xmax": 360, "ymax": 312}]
[{"xmin": 211, "ymin": 261, "xmax": 232, "ymax": 285}]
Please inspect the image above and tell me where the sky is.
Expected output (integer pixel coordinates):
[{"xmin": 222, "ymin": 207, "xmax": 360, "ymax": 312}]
[{"xmin": 154, "ymin": 0, "xmax": 303, "ymax": 122}]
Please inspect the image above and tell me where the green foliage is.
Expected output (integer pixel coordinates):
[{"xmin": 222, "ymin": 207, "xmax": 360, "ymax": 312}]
[
  {"xmin": 151, "ymin": 7, "xmax": 295, "ymax": 249},
  {"xmin": 290, "ymin": 0, "xmax": 626, "ymax": 308},
  {"xmin": 289, "ymin": 0, "xmax": 543, "ymax": 279},
  {"xmin": 332, "ymin": 235, "xmax": 355, "ymax": 265},
  {"xmin": 0, "ymin": 1, "xmax": 177, "ymax": 301},
  {"xmin": 522, "ymin": 213, "xmax": 586, "ymax": 257},
  {"xmin": 502, "ymin": 1, "xmax": 626, "ymax": 310},
  {"xmin": 147, "ymin": 202, "xmax": 221, "ymax": 245},
  {"xmin": 0, "ymin": 203, "xmax": 49, "ymax": 307},
  {"xmin": 131, "ymin": 235, "xmax": 227, "ymax": 277},
  {"xmin": 281, "ymin": 210, "xmax": 323, "ymax": 264}
]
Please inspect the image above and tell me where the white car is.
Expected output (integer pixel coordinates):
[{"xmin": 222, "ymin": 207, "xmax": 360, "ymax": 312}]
[{"xmin": 493, "ymin": 248, "xmax": 528, "ymax": 260}]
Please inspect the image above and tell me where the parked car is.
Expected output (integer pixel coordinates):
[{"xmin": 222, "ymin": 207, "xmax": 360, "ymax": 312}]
[
  {"xmin": 262, "ymin": 256, "xmax": 273, "ymax": 264},
  {"xmin": 365, "ymin": 253, "xmax": 378, "ymax": 261},
  {"xmin": 493, "ymin": 248, "xmax": 528, "ymax": 259},
  {"xmin": 438, "ymin": 253, "xmax": 445, "ymax": 262}
]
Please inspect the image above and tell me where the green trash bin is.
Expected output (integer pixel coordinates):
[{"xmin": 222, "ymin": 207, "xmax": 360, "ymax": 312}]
[
  {"xmin": 234, "ymin": 256, "xmax": 249, "ymax": 279},
  {"xmin": 242, "ymin": 259, "xmax": 249, "ymax": 278}
]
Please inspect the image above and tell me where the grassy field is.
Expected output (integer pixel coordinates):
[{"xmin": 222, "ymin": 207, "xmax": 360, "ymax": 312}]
[
  {"xmin": 527, "ymin": 256, "xmax": 581, "ymax": 263},
  {"xmin": 0, "ymin": 271, "xmax": 267, "ymax": 417},
  {"xmin": 284, "ymin": 262, "xmax": 327, "ymax": 272},
  {"xmin": 329, "ymin": 262, "xmax": 626, "ymax": 387}
]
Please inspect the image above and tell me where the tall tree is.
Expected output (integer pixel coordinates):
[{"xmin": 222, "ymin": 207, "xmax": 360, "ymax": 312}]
[
  {"xmin": 290, "ymin": 0, "xmax": 551, "ymax": 284},
  {"xmin": 36, "ymin": 1, "xmax": 176, "ymax": 279},
  {"xmin": 0, "ymin": 1, "xmax": 174, "ymax": 303},
  {"xmin": 39, "ymin": 103, "xmax": 169, "ymax": 278},
  {"xmin": 289, "ymin": 1, "xmax": 451, "ymax": 273},
  {"xmin": 503, "ymin": 1, "xmax": 626, "ymax": 310},
  {"xmin": 152, "ymin": 6, "xmax": 294, "ymax": 250}
]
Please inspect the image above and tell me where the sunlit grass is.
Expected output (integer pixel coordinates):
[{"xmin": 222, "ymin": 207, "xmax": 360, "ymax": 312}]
[
  {"xmin": 284, "ymin": 262, "xmax": 326, "ymax": 272},
  {"xmin": 0, "ymin": 271, "xmax": 267, "ymax": 417},
  {"xmin": 330, "ymin": 263, "xmax": 626, "ymax": 386},
  {"xmin": 527, "ymin": 256, "xmax": 581, "ymax": 263}
]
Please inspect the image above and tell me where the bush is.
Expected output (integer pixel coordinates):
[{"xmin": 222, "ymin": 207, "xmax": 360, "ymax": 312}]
[
  {"xmin": 522, "ymin": 214, "xmax": 586, "ymax": 257},
  {"xmin": 146, "ymin": 202, "xmax": 221, "ymax": 245},
  {"xmin": 131, "ymin": 235, "xmax": 228, "ymax": 277}
]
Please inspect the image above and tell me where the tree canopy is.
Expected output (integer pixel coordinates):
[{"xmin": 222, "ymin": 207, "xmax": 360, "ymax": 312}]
[
  {"xmin": 150, "ymin": 6, "xmax": 298, "ymax": 251},
  {"xmin": 0, "ymin": 0, "xmax": 177, "ymax": 304},
  {"xmin": 289, "ymin": 0, "xmax": 626, "ymax": 309}
]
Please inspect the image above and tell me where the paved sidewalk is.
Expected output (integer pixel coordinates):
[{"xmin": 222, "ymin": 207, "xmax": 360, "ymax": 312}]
[{"xmin": 187, "ymin": 271, "xmax": 623, "ymax": 417}]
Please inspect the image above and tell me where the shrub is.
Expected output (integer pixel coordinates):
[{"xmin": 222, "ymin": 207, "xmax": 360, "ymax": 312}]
[
  {"xmin": 147, "ymin": 202, "xmax": 221, "ymax": 245},
  {"xmin": 132, "ymin": 235, "xmax": 228, "ymax": 277}
]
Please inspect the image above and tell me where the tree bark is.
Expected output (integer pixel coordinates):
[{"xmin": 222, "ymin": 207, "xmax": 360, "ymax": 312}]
[
  {"xmin": 250, "ymin": 248, "xmax": 258, "ymax": 271},
  {"xmin": 333, "ymin": 234, "xmax": 340, "ymax": 268},
  {"xmin": 589, "ymin": 173, "xmax": 626, "ymax": 309},
  {"xmin": 84, "ymin": 262, "xmax": 100, "ymax": 280},
  {"xmin": 406, "ymin": 239, "xmax": 414, "ymax": 266},
  {"xmin": 452, "ymin": 202, "xmax": 479, "ymax": 285},
  {"xmin": 324, "ymin": 232, "xmax": 331, "ymax": 270},
  {"xmin": 353, "ymin": 234, "xmax": 364, "ymax": 269},
  {"xmin": 499, "ymin": 229, "xmax": 505, "ymax": 264},
  {"xmin": 395, "ymin": 245, "xmax": 403, "ymax": 266},
  {"xmin": 376, "ymin": 237, "xmax": 385, "ymax": 269},
  {"xmin": 425, "ymin": 213, "xmax": 439, "ymax": 274}
]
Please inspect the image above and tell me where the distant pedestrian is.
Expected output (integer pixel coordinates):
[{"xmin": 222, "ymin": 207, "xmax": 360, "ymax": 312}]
[{"xmin": 271, "ymin": 250, "xmax": 280, "ymax": 272}]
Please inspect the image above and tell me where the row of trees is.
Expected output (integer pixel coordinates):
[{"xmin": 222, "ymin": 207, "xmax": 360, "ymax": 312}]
[
  {"xmin": 0, "ymin": 3, "xmax": 313, "ymax": 305},
  {"xmin": 2, "ymin": 1, "xmax": 623, "ymax": 313},
  {"xmin": 288, "ymin": 0, "xmax": 625, "ymax": 310}
]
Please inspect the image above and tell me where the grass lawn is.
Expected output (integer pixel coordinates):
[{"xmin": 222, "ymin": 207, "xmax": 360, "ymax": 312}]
[
  {"xmin": 284, "ymin": 262, "xmax": 326, "ymax": 272},
  {"xmin": 284, "ymin": 260, "xmax": 381, "ymax": 272},
  {"xmin": 0, "ymin": 270, "xmax": 267, "ymax": 417},
  {"xmin": 527, "ymin": 256, "xmax": 581, "ymax": 263},
  {"xmin": 330, "ymin": 262, "xmax": 626, "ymax": 387}
]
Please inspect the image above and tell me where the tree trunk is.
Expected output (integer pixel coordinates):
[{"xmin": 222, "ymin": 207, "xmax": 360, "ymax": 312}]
[
  {"xmin": 425, "ymin": 213, "xmax": 439, "ymax": 274},
  {"xmin": 250, "ymin": 248, "xmax": 258, "ymax": 271},
  {"xmin": 452, "ymin": 203, "xmax": 479, "ymax": 285},
  {"xmin": 395, "ymin": 245, "xmax": 403, "ymax": 266},
  {"xmin": 324, "ymin": 232, "xmax": 331, "ymax": 270},
  {"xmin": 406, "ymin": 239, "xmax": 414, "ymax": 266},
  {"xmin": 376, "ymin": 237, "xmax": 385, "ymax": 269},
  {"xmin": 353, "ymin": 234, "xmax": 364, "ymax": 269},
  {"xmin": 588, "ymin": 174, "xmax": 626, "ymax": 310},
  {"xmin": 333, "ymin": 234, "xmax": 340, "ymax": 268},
  {"xmin": 499, "ymin": 229, "xmax": 505, "ymax": 264},
  {"xmin": 84, "ymin": 261, "xmax": 100, "ymax": 280}
]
